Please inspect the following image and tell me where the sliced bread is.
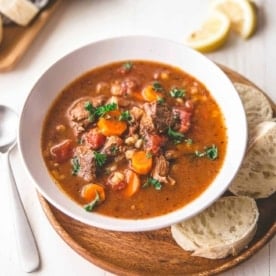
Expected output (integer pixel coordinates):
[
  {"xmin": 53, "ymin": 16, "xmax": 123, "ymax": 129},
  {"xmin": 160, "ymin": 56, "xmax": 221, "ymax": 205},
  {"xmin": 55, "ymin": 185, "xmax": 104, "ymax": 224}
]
[
  {"xmin": 229, "ymin": 121, "xmax": 276, "ymax": 198},
  {"xmin": 234, "ymin": 83, "xmax": 273, "ymax": 138},
  {"xmin": 171, "ymin": 196, "xmax": 259, "ymax": 259}
]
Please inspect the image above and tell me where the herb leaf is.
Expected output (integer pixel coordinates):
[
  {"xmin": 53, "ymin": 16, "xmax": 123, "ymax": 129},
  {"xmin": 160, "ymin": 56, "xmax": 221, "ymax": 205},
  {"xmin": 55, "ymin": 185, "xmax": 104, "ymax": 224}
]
[
  {"xmin": 119, "ymin": 110, "xmax": 132, "ymax": 121},
  {"xmin": 157, "ymin": 96, "xmax": 165, "ymax": 104},
  {"xmin": 143, "ymin": 177, "xmax": 162, "ymax": 190},
  {"xmin": 168, "ymin": 127, "xmax": 185, "ymax": 144},
  {"xmin": 84, "ymin": 101, "xmax": 117, "ymax": 121},
  {"xmin": 123, "ymin": 61, "xmax": 133, "ymax": 71},
  {"xmin": 170, "ymin": 88, "xmax": 186, "ymax": 98},
  {"xmin": 110, "ymin": 145, "xmax": 119, "ymax": 155},
  {"xmin": 84, "ymin": 191, "xmax": 100, "ymax": 212},
  {"xmin": 94, "ymin": 151, "xmax": 107, "ymax": 167},
  {"xmin": 195, "ymin": 145, "xmax": 218, "ymax": 160},
  {"xmin": 71, "ymin": 156, "xmax": 80, "ymax": 175},
  {"xmin": 95, "ymin": 102, "xmax": 117, "ymax": 117},
  {"xmin": 84, "ymin": 101, "xmax": 96, "ymax": 122},
  {"xmin": 152, "ymin": 81, "xmax": 164, "ymax": 92}
]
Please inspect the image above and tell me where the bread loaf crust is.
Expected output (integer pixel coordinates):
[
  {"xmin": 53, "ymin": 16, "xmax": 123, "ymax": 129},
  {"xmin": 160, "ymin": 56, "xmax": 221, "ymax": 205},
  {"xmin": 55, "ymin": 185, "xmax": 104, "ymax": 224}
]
[
  {"xmin": 234, "ymin": 82, "xmax": 273, "ymax": 139},
  {"xmin": 171, "ymin": 196, "xmax": 259, "ymax": 259},
  {"xmin": 229, "ymin": 121, "xmax": 276, "ymax": 198}
]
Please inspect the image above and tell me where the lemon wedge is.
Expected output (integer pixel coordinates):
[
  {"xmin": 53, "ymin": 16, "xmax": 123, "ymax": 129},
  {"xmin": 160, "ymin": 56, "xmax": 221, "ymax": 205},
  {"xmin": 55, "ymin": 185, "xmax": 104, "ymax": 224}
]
[
  {"xmin": 185, "ymin": 11, "xmax": 231, "ymax": 53},
  {"xmin": 210, "ymin": 0, "xmax": 257, "ymax": 39}
]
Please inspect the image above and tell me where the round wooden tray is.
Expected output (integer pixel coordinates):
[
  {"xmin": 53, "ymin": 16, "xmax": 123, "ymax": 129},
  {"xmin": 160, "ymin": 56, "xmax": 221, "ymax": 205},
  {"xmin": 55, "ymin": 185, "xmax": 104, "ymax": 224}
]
[
  {"xmin": 38, "ymin": 65, "xmax": 276, "ymax": 276},
  {"xmin": 0, "ymin": 0, "xmax": 62, "ymax": 72}
]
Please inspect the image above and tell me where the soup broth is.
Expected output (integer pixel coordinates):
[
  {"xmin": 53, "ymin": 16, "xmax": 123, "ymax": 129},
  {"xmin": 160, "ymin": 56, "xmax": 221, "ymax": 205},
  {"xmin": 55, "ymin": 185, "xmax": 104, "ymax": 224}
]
[{"xmin": 41, "ymin": 60, "xmax": 227, "ymax": 219}]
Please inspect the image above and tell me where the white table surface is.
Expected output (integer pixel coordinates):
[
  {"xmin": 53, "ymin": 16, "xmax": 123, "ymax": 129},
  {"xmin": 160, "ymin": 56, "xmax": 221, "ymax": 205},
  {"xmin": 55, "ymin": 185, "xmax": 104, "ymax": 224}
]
[{"xmin": 0, "ymin": 0, "xmax": 275, "ymax": 275}]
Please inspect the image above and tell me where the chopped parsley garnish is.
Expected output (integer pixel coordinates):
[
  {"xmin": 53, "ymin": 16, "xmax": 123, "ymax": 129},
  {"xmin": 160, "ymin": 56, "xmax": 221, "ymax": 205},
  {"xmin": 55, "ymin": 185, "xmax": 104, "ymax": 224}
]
[
  {"xmin": 84, "ymin": 101, "xmax": 96, "ymax": 122},
  {"xmin": 123, "ymin": 61, "xmax": 133, "ymax": 71},
  {"xmin": 119, "ymin": 110, "xmax": 132, "ymax": 121},
  {"xmin": 152, "ymin": 81, "xmax": 164, "ymax": 92},
  {"xmin": 84, "ymin": 101, "xmax": 117, "ymax": 121},
  {"xmin": 195, "ymin": 145, "xmax": 218, "ymax": 160},
  {"xmin": 168, "ymin": 127, "xmax": 185, "ymax": 144},
  {"xmin": 110, "ymin": 145, "xmax": 119, "ymax": 155},
  {"xmin": 71, "ymin": 156, "xmax": 80, "ymax": 175},
  {"xmin": 167, "ymin": 127, "xmax": 193, "ymax": 144},
  {"xmin": 94, "ymin": 151, "xmax": 107, "ymax": 167},
  {"xmin": 143, "ymin": 177, "xmax": 162, "ymax": 190},
  {"xmin": 95, "ymin": 102, "xmax": 117, "ymax": 117},
  {"xmin": 84, "ymin": 191, "xmax": 100, "ymax": 212},
  {"xmin": 170, "ymin": 88, "xmax": 186, "ymax": 98},
  {"xmin": 157, "ymin": 96, "xmax": 165, "ymax": 104}
]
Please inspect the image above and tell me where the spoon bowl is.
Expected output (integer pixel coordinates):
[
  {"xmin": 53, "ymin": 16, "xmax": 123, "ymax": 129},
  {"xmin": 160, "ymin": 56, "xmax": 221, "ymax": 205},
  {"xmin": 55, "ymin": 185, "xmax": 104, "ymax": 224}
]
[
  {"xmin": 0, "ymin": 104, "xmax": 40, "ymax": 272},
  {"xmin": 0, "ymin": 105, "xmax": 17, "ymax": 152}
]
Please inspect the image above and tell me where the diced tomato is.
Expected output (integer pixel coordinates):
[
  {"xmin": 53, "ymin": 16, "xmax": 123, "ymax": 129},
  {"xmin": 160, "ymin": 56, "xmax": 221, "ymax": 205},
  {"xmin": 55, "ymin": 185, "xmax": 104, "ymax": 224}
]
[
  {"xmin": 50, "ymin": 139, "xmax": 74, "ymax": 163},
  {"xmin": 173, "ymin": 107, "xmax": 192, "ymax": 133},
  {"xmin": 145, "ymin": 134, "xmax": 167, "ymax": 154},
  {"xmin": 85, "ymin": 129, "xmax": 106, "ymax": 149}
]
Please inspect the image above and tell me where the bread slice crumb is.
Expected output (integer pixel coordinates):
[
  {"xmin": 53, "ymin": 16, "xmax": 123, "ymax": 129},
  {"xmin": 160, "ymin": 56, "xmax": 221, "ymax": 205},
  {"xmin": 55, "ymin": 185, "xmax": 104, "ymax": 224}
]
[
  {"xmin": 234, "ymin": 83, "xmax": 273, "ymax": 139},
  {"xmin": 171, "ymin": 196, "xmax": 259, "ymax": 259},
  {"xmin": 229, "ymin": 121, "xmax": 276, "ymax": 198}
]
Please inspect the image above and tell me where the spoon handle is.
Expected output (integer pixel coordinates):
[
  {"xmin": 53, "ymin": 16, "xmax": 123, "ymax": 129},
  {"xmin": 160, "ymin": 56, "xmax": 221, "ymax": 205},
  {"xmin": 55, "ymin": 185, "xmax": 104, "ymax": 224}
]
[{"xmin": 4, "ymin": 151, "xmax": 40, "ymax": 272}]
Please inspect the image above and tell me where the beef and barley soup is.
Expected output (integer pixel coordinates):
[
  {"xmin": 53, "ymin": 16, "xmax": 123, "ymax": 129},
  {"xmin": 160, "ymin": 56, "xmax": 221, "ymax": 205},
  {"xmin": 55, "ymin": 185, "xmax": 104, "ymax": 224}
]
[{"xmin": 41, "ymin": 60, "xmax": 227, "ymax": 219}]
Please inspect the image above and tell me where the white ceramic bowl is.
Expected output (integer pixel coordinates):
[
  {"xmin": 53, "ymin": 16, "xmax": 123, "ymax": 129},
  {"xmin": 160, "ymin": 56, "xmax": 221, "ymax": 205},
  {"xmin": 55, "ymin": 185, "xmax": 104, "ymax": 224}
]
[{"xmin": 18, "ymin": 36, "xmax": 247, "ymax": 232}]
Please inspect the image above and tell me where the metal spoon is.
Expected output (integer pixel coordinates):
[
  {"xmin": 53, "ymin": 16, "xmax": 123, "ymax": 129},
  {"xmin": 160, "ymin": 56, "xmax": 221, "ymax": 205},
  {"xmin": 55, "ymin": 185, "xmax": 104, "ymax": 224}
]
[{"xmin": 0, "ymin": 105, "xmax": 40, "ymax": 272}]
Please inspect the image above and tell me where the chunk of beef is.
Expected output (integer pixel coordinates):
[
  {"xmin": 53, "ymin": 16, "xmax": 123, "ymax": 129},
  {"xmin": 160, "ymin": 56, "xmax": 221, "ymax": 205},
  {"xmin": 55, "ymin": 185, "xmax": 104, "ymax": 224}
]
[
  {"xmin": 144, "ymin": 133, "xmax": 167, "ymax": 155},
  {"xmin": 101, "ymin": 136, "xmax": 124, "ymax": 156},
  {"xmin": 67, "ymin": 96, "xmax": 107, "ymax": 136},
  {"xmin": 151, "ymin": 155, "xmax": 175, "ymax": 185},
  {"xmin": 142, "ymin": 102, "xmax": 174, "ymax": 134},
  {"xmin": 73, "ymin": 145, "xmax": 96, "ymax": 182},
  {"xmin": 128, "ymin": 106, "xmax": 144, "ymax": 135},
  {"xmin": 91, "ymin": 95, "xmax": 108, "ymax": 107},
  {"xmin": 172, "ymin": 106, "xmax": 192, "ymax": 133},
  {"xmin": 139, "ymin": 110, "xmax": 155, "ymax": 136}
]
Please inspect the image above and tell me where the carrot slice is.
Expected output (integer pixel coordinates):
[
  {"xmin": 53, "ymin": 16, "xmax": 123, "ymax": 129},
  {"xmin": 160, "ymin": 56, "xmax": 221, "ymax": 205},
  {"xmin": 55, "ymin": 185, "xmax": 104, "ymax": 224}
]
[
  {"xmin": 81, "ymin": 183, "xmax": 105, "ymax": 202},
  {"xmin": 123, "ymin": 169, "xmax": 141, "ymax": 197},
  {"xmin": 141, "ymin": 85, "xmax": 162, "ymax": 102},
  {"xmin": 97, "ymin": 110, "xmax": 127, "ymax": 136},
  {"xmin": 130, "ymin": 150, "xmax": 153, "ymax": 175}
]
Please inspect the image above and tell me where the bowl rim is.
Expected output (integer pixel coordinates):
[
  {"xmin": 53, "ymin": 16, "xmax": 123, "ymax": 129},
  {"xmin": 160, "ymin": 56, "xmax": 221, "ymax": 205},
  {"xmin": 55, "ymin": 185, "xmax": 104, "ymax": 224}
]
[{"xmin": 18, "ymin": 35, "xmax": 248, "ymax": 232}]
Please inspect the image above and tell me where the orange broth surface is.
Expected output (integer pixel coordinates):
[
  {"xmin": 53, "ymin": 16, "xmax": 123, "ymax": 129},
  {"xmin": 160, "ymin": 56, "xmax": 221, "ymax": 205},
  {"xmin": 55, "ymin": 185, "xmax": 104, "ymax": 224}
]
[{"xmin": 41, "ymin": 60, "xmax": 227, "ymax": 219}]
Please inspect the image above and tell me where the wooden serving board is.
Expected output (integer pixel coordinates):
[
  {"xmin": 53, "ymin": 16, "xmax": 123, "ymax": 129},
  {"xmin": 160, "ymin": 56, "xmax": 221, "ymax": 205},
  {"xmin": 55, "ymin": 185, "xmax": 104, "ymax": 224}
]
[
  {"xmin": 38, "ymin": 66, "xmax": 276, "ymax": 276},
  {"xmin": 0, "ymin": 0, "xmax": 62, "ymax": 72}
]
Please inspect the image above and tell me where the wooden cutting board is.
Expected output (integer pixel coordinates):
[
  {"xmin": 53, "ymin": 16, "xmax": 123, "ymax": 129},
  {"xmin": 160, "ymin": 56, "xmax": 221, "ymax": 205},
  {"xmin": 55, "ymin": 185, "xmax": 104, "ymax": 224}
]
[
  {"xmin": 38, "ymin": 65, "xmax": 276, "ymax": 276},
  {"xmin": 0, "ymin": 0, "xmax": 62, "ymax": 72}
]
